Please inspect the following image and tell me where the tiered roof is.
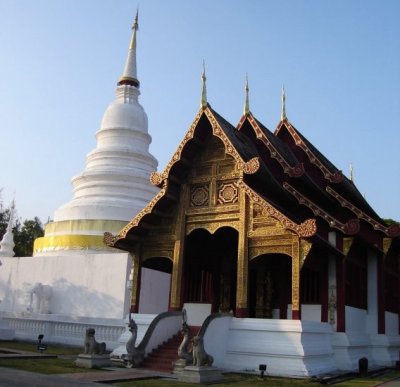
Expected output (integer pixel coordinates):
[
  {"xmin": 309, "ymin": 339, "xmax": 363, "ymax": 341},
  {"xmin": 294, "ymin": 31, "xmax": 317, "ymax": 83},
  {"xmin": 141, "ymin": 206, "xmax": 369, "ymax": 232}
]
[{"xmin": 105, "ymin": 80, "xmax": 399, "ymax": 253}]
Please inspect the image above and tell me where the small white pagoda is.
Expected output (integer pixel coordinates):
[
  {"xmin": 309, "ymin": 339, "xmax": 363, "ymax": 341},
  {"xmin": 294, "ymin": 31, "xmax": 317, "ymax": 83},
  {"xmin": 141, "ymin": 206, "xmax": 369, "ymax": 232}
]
[{"xmin": 0, "ymin": 201, "xmax": 15, "ymax": 258}]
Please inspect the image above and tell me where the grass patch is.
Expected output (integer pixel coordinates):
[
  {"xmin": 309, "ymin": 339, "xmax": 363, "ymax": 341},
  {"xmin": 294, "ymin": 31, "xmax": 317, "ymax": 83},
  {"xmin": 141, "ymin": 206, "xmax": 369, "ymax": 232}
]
[
  {"xmin": 334, "ymin": 370, "xmax": 400, "ymax": 387},
  {"xmin": 0, "ymin": 340, "xmax": 91, "ymax": 374},
  {"xmin": 114, "ymin": 373, "xmax": 317, "ymax": 386},
  {"xmin": 113, "ymin": 371, "xmax": 400, "ymax": 387},
  {"xmin": 0, "ymin": 357, "xmax": 92, "ymax": 374},
  {"xmin": 0, "ymin": 340, "xmax": 81, "ymax": 355}
]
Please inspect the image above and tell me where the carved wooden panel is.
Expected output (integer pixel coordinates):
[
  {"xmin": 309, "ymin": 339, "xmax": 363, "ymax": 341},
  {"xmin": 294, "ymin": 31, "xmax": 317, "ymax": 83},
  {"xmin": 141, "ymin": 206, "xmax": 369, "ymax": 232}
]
[
  {"xmin": 190, "ymin": 184, "xmax": 210, "ymax": 207},
  {"xmin": 249, "ymin": 203, "xmax": 288, "ymax": 236},
  {"xmin": 217, "ymin": 181, "xmax": 239, "ymax": 205}
]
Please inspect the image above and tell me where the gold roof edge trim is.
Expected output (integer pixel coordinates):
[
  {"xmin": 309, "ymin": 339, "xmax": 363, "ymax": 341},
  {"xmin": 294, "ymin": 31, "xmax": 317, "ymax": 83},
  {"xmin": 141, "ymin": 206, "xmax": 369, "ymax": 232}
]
[
  {"xmin": 326, "ymin": 186, "xmax": 400, "ymax": 237},
  {"xmin": 246, "ymin": 113, "xmax": 304, "ymax": 177},
  {"xmin": 276, "ymin": 120, "xmax": 343, "ymax": 183},
  {"xmin": 239, "ymin": 180, "xmax": 316, "ymax": 237},
  {"xmin": 150, "ymin": 107, "xmax": 260, "ymax": 187},
  {"xmin": 284, "ymin": 182, "xmax": 360, "ymax": 235},
  {"xmin": 104, "ymin": 182, "xmax": 168, "ymax": 247}
]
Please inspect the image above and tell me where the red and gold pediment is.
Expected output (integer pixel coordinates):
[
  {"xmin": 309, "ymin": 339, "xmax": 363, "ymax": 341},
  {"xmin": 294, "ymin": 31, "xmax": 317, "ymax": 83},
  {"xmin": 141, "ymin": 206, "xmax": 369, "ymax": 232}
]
[
  {"xmin": 274, "ymin": 119, "xmax": 343, "ymax": 183},
  {"xmin": 150, "ymin": 106, "xmax": 260, "ymax": 188},
  {"xmin": 238, "ymin": 113, "xmax": 304, "ymax": 178}
]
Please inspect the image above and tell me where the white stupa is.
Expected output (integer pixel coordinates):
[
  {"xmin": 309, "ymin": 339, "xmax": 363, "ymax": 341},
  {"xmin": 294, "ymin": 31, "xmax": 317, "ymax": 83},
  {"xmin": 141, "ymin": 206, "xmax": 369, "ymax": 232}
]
[
  {"xmin": 34, "ymin": 12, "xmax": 159, "ymax": 255},
  {"xmin": 0, "ymin": 201, "xmax": 15, "ymax": 258}
]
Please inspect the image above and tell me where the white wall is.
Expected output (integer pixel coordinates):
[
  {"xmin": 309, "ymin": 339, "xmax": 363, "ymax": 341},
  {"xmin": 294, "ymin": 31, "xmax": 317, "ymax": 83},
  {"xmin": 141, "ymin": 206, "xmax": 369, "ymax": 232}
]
[
  {"xmin": 0, "ymin": 253, "xmax": 131, "ymax": 319},
  {"xmin": 138, "ymin": 268, "xmax": 170, "ymax": 314},
  {"xmin": 287, "ymin": 304, "xmax": 321, "ymax": 322},
  {"xmin": 386, "ymin": 311, "xmax": 399, "ymax": 335},
  {"xmin": 221, "ymin": 318, "xmax": 336, "ymax": 377},
  {"xmin": 183, "ymin": 303, "xmax": 212, "ymax": 326}
]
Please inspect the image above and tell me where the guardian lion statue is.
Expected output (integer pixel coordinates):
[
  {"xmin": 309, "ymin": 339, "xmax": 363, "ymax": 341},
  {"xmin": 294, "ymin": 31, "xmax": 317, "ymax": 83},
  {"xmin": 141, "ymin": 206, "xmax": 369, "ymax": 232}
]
[
  {"xmin": 83, "ymin": 328, "xmax": 106, "ymax": 355},
  {"xmin": 192, "ymin": 336, "xmax": 213, "ymax": 367}
]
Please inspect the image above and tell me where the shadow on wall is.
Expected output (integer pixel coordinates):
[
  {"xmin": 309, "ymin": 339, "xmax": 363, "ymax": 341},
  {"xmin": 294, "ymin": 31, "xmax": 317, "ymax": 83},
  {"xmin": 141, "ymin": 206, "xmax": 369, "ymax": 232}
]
[
  {"xmin": 0, "ymin": 277, "xmax": 125, "ymax": 319},
  {"xmin": 0, "ymin": 271, "xmax": 28, "ymax": 312}
]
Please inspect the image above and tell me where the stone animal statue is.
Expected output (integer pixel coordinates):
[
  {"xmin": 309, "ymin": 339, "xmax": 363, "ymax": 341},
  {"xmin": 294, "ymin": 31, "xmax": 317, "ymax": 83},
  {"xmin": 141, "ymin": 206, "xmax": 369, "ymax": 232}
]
[
  {"xmin": 192, "ymin": 336, "xmax": 213, "ymax": 367},
  {"xmin": 123, "ymin": 318, "xmax": 142, "ymax": 367},
  {"xmin": 28, "ymin": 282, "xmax": 52, "ymax": 314},
  {"xmin": 83, "ymin": 328, "xmax": 106, "ymax": 355},
  {"xmin": 177, "ymin": 322, "xmax": 193, "ymax": 364}
]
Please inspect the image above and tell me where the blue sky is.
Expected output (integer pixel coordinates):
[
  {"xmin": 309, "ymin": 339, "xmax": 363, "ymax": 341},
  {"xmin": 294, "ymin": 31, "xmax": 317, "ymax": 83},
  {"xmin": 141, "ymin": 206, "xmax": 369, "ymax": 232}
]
[{"xmin": 0, "ymin": 0, "xmax": 399, "ymax": 223}]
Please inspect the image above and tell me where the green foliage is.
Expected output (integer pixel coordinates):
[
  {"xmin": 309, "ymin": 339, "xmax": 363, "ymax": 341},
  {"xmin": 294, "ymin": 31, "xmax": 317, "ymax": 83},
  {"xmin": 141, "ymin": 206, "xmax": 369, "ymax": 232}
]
[
  {"xmin": 0, "ymin": 199, "xmax": 44, "ymax": 257},
  {"xmin": 13, "ymin": 217, "xmax": 44, "ymax": 256},
  {"xmin": 383, "ymin": 218, "xmax": 398, "ymax": 226}
]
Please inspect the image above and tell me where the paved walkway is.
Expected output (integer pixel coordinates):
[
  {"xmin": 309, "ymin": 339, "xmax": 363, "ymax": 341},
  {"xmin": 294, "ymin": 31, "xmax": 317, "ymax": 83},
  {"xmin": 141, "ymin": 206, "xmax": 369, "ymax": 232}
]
[
  {"xmin": 379, "ymin": 378, "xmax": 400, "ymax": 386},
  {"xmin": 0, "ymin": 366, "xmax": 174, "ymax": 387}
]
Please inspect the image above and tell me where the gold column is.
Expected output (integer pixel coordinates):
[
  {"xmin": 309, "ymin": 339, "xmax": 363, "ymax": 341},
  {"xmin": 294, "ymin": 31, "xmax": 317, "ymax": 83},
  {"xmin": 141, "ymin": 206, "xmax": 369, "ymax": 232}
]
[
  {"xmin": 291, "ymin": 237, "xmax": 301, "ymax": 319},
  {"xmin": 130, "ymin": 245, "xmax": 140, "ymax": 313},
  {"xmin": 236, "ymin": 185, "xmax": 249, "ymax": 317},
  {"xmin": 169, "ymin": 185, "xmax": 188, "ymax": 310}
]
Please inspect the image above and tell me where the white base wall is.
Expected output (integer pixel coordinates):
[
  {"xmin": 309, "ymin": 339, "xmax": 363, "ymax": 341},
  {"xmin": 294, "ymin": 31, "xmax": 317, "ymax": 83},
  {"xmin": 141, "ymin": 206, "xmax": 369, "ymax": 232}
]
[
  {"xmin": 2, "ymin": 312, "xmax": 125, "ymax": 350},
  {"xmin": 204, "ymin": 318, "xmax": 336, "ymax": 378},
  {"xmin": 0, "ymin": 318, "xmax": 15, "ymax": 340},
  {"xmin": 332, "ymin": 306, "xmax": 400, "ymax": 370},
  {"xmin": 0, "ymin": 253, "xmax": 132, "ymax": 319}
]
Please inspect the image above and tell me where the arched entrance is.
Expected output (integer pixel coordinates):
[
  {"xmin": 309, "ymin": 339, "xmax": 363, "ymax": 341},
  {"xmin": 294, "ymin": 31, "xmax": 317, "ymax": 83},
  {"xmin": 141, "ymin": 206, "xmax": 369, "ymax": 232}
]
[
  {"xmin": 249, "ymin": 254, "xmax": 292, "ymax": 319},
  {"xmin": 183, "ymin": 227, "xmax": 238, "ymax": 313},
  {"xmin": 138, "ymin": 256, "xmax": 172, "ymax": 314}
]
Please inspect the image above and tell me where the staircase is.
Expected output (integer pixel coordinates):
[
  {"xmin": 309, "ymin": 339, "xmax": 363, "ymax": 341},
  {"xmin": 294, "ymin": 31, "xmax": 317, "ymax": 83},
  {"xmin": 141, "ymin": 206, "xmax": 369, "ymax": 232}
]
[{"xmin": 141, "ymin": 326, "xmax": 200, "ymax": 373}]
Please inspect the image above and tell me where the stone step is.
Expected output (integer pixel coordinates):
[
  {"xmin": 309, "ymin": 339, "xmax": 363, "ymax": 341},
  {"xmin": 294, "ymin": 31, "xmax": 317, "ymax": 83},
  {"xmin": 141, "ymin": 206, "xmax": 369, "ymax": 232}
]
[{"xmin": 141, "ymin": 325, "xmax": 201, "ymax": 373}]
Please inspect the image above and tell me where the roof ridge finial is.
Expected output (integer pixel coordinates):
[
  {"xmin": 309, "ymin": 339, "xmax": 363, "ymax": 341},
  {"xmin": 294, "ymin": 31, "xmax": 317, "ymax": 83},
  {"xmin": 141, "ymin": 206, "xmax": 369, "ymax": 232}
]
[
  {"xmin": 281, "ymin": 85, "xmax": 287, "ymax": 121},
  {"xmin": 350, "ymin": 162, "xmax": 354, "ymax": 182},
  {"xmin": 201, "ymin": 61, "xmax": 207, "ymax": 109},
  {"xmin": 118, "ymin": 8, "xmax": 140, "ymax": 88},
  {"xmin": 244, "ymin": 73, "xmax": 250, "ymax": 115}
]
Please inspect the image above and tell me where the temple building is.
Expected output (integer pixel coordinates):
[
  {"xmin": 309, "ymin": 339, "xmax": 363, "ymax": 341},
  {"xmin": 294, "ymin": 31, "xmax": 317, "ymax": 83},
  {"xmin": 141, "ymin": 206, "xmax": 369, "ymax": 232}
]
[
  {"xmin": 34, "ymin": 12, "xmax": 159, "ymax": 255},
  {"xmin": 1, "ymin": 10, "xmax": 399, "ymax": 376},
  {"xmin": 105, "ymin": 70, "xmax": 400, "ymax": 370}
]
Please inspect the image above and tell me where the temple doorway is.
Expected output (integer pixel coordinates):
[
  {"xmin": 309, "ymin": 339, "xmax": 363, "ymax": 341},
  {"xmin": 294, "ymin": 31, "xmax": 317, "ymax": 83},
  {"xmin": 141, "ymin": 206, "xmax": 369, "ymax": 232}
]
[
  {"xmin": 138, "ymin": 257, "xmax": 172, "ymax": 314},
  {"xmin": 249, "ymin": 254, "xmax": 292, "ymax": 319},
  {"xmin": 183, "ymin": 227, "xmax": 238, "ymax": 313}
]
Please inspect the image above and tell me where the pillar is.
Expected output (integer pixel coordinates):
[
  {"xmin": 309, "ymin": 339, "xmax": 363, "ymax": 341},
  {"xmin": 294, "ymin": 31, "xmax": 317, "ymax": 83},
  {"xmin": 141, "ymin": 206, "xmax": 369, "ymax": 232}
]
[
  {"xmin": 336, "ymin": 257, "xmax": 346, "ymax": 332},
  {"xmin": 169, "ymin": 185, "xmax": 188, "ymax": 311},
  {"xmin": 377, "ymin": 253, "xmax": 385, "ymax": 334},
  {"xmin": 130, "ymin": 249, "xmax": 141, "ymax": 313},
  {"xmin": 291, "ymin": 238, "xmax": 301, "ymax": 320},
  {"xmin": 236, "ymin": 186, "xmax": 249, "ymax": 317},
  {"xmin": 327, "ymin": 253, "xmax": 337, "ymax": 326}
]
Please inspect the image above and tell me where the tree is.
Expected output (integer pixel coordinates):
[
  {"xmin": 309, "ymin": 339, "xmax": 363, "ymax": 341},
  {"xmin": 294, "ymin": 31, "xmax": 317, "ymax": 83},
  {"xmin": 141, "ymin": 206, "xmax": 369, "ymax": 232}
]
[
  {"xmin": 13, "ymin": 217, "xmax": 44, "ymax": 257},
  {"xmin": 383, "ymin": 218, "xmax": 398, "ymax": 226},
  {"xmin": 0, "ymin": 198, "xmax": 44, "ymax": 257}
]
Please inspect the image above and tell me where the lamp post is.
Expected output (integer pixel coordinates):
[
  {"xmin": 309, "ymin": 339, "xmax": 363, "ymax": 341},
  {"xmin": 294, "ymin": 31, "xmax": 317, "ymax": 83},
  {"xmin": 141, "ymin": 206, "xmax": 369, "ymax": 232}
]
[{"xmin": 259, "ymin": 364, "xmax": 267, "ymax": 379}]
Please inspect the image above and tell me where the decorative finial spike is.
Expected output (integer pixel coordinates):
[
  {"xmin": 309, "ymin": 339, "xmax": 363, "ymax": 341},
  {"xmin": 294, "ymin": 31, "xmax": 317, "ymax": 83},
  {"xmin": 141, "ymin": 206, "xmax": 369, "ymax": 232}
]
[
  {"xmin": 244, "ymin": 73, "xmax": 250, "ymax": 115},
  {"xmin": 201, "ymin": 61, "xmax": 207, "ymax": 109},
  {"xmin": 130, "ymin": 9, "xmax": 139, "ymax": 49},
  {"xmin": 281, "ymin": 85, "xmax": 287, "ymax": 121},
  {"xmin": 350, "ymin": 163, "xmax": 354, "ymax": 182},
  {"xmin": 118, "ymin": 9, "xmax": 140, "ymax": 87}
]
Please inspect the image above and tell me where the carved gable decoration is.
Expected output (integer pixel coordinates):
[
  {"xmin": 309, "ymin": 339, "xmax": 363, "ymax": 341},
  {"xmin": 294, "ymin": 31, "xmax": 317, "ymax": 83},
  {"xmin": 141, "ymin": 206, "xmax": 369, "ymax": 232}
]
[
  {"xmin": 250, "ymin": 202, "xmax": 287, "ymax": 236},
  {"xmin": 150, "ymin": 107, "xmax": 260, "ymax": 188},
  {"xmin": 240, "ymin": 181, "xmax": 316, "ymax": 238}
]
